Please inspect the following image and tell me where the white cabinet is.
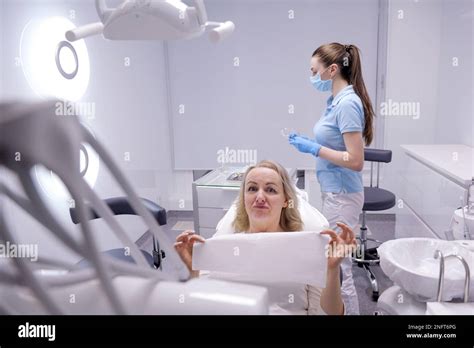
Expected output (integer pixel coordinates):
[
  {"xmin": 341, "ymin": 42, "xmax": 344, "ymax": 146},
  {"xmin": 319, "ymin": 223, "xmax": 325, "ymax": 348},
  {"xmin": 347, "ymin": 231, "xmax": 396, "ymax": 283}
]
[
  {"xmin": 192, "ymin": 168, "xmax": 242, "ymax": 239},
  {"xmin": 400, "ymin": 145, "xmax": 473, "ymax": 239},
  {"xmin": 196, "ymin": 186, "xmax": 240, "ymax": 209}
]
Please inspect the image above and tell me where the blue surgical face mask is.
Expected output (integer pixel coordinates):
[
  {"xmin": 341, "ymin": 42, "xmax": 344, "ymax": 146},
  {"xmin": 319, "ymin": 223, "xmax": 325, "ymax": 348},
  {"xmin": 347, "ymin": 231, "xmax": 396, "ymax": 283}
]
[{"xmin": 310, "ymin": 67, "xmax": 332, "ymax": 92}]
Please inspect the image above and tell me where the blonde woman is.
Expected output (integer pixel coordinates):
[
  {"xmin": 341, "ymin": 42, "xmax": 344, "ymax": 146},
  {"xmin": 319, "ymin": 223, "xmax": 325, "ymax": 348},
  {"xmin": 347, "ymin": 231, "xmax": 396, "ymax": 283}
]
[{"xmin": 175, "ymin": 160, "xmax": 356, "ymax": 315}]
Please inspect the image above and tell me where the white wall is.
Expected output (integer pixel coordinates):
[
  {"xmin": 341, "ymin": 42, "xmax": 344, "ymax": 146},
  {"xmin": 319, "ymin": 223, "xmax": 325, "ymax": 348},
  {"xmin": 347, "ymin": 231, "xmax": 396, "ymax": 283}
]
[
  {"xmin": 382, "ymin": 0, "xmax": 442, "ymax": 206},
  {"xmin": 168, "ymin": 0, "xmax": 380, "ymax": 170},
  {"xmin": 434, "ymin": 0, "xmax": 473, "ymax": 147},
  {"xmin": 382, "ymin": 0, "xmax": 473, "ymax": 227}
]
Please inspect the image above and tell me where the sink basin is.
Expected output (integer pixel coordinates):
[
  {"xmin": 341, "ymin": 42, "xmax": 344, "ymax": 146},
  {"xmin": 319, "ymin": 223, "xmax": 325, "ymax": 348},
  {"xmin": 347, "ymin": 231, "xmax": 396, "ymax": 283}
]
[
  {"xmin": 425, "ymin": 302, "xmax": 474, "ymax": 315},
  {"xmin": 378, "ymin": 238, "xmax": 474, "ymax": 302}
]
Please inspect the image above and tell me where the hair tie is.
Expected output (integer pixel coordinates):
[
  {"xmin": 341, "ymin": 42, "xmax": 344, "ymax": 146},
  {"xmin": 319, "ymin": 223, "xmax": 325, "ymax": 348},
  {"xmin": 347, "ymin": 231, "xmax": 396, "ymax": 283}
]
[{"xmin": 345, "ymin": 45, "xmax": 350, "ymax": 52}]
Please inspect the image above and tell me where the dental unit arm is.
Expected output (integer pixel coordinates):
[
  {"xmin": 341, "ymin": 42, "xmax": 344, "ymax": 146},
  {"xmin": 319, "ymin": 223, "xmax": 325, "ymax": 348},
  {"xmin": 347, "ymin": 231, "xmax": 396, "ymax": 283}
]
[
  {"xmin": 65, "ymin": 0, "xmax": 235, "ymax": 42},
  {"xmin": 445, "ymin": 178, "xmax": 474, "ymax": 241},
  {"xmin": 463, "ymin": 178, "xmax": 474, "ymax": 240},
  {"xmin": 0, "ymin": 101, "xmax": 268, "ymax": 315},
  {"xmin": 468, "ymin": 178, "xmax": 474, "ymax": 215}
]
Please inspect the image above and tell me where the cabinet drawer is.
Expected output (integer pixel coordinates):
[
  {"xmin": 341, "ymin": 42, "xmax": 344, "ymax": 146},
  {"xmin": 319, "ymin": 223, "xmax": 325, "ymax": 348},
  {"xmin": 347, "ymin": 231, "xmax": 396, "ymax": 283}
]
[
  {"xmin": 196, "ymin": 186, "xmax": 240, "ymax": 209},
  {"xmin": 198, "ymin": 207, "xmax": 229, "ymax": 228}
]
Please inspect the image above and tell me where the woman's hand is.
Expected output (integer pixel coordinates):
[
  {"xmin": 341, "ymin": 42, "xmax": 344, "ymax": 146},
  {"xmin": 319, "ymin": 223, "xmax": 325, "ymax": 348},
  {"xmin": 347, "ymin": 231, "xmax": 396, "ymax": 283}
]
[
  {"xmin": 174, "ymin": 230, "xmax": 205, "ymax": 273},
  {"xmin": 320, "ymin": 222, "xmax": 356, "ymax": 270},
  {"xmin": 289, "ymin": 134, "xmax": 322, "ymax": 157}
]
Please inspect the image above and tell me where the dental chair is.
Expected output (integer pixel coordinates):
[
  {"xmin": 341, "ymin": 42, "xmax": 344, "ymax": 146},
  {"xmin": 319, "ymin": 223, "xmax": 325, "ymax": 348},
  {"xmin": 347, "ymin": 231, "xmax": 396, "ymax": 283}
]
[
  {"xmin": 70, "ymin": 197, "xmax": 167, "ymax": 269},
  {"xmin": 353, "ymin": 148, "xmax": 396, "ymax": 301}
]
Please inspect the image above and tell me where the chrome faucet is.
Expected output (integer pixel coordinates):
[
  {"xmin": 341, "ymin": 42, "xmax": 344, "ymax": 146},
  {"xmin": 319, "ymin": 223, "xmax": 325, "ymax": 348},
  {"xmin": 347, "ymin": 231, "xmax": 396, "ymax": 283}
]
[
  {"xmin": 434, "ymin": 250, "xmax": 445, "ymax": 302},
  {"xmin": 434, "ymin": 250, "xmax": 471, "ymax": 303}
]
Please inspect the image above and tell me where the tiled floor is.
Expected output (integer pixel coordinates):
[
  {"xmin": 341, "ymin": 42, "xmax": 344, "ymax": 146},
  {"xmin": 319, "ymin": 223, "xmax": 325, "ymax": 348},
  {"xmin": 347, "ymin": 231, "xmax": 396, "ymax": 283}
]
[{"xmin": 137, "ymin": 211, "xmax": 395, "ymax": 315}]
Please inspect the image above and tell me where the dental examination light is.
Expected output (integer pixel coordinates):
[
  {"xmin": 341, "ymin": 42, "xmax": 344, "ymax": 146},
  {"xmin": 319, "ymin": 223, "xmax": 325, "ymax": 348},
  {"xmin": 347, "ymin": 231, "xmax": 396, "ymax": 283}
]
[
  {"xmin": 20, "ymin": 17, "xmax": 90, "ymax": 101},
  {"xmin": 65, "ymin": 0, "xmax": 235, "ymax": 42}
]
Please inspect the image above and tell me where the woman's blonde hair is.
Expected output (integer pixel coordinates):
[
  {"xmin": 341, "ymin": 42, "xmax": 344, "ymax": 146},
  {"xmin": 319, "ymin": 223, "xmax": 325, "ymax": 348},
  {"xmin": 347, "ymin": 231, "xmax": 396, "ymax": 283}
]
[{"xmin": 232, "ymin": 160, "xmax": 303, "ymax": 233}]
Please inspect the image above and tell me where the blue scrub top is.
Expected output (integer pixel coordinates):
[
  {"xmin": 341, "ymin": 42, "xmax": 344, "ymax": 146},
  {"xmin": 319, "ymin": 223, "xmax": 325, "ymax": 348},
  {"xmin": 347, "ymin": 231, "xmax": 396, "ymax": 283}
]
[{"xmin": 313, "ymin": 85, "xmax": 365, "ymax": 194}]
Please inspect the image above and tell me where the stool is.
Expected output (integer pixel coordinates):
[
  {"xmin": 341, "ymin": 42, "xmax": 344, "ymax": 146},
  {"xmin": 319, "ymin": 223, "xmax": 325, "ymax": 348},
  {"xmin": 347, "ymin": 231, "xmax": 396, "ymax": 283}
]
[{"xmin": 353, "ymin": 148, "xmax": 396, "ymax": 301}]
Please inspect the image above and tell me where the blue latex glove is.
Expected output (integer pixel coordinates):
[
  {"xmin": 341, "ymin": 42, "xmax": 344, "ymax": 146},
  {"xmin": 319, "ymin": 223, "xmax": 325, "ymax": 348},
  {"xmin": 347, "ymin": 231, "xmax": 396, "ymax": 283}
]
[
  {"xmin": 289, "ymin": 134, "xmax": 321, "ymax": 157},
  {"xmin": 289, "ymin": 132, "xmax": 312, "ymax": 141}
]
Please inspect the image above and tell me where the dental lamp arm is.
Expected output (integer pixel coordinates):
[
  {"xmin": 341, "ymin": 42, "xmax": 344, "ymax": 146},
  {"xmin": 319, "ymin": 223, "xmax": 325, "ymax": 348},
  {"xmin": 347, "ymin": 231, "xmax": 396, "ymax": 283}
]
[
  {"xmin": 96, "ymin": 0, "xmax": 114, "ymax": 23},
  {"xmin": 205, "ymin": 21, "xmax": 235, "ymax": 42},
  {"xmin": 65, "ymin": 0, "xmax": 234, "ymax": 43},
  {"xmin": 65, "ymin": 0, "xmax": 112, "ymax": 41},
  {"xmin": 194, "ymin": 0, "xmax": 234, "ymax": 42},
  {"xmin": 65, "ymin": 22, "xmax": 104, "ymax": 42},
  {"xmin": 193, "ymin": 0, "xmax": 208, "ymax": 25}
]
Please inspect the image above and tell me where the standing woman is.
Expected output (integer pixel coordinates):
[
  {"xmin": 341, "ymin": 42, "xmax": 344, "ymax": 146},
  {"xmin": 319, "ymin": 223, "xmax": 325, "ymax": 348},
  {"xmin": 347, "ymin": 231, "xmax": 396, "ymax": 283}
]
[{"xmin": 288, "ymin": 43, "xmax": 374, "ymax": 315}]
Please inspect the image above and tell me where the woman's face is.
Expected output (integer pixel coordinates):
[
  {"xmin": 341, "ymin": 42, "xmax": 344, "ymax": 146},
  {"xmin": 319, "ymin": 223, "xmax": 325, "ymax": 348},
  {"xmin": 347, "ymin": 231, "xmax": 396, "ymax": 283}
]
[
  {"xmin": 310, "ymin": 56, "xmax": 332, "ymax": 80},
  {"xmin": 244, "ymin": 167, "xmax": 288, "ymax": 232}
]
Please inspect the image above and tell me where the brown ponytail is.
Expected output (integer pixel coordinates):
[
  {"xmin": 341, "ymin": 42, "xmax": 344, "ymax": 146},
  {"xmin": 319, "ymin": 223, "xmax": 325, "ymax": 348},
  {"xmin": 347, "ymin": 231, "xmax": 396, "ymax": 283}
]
[{"xmin": 312, "ymin": 43, "xmax": 374, "ymax": 146}]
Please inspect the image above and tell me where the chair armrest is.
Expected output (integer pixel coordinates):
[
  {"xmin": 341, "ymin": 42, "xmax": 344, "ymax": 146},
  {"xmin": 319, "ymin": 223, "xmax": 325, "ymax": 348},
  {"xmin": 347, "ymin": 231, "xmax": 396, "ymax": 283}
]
[{"xmin": 69, "ymin": 197, "xmax": 167, "ymax": 226}]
